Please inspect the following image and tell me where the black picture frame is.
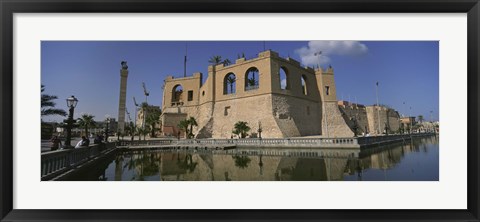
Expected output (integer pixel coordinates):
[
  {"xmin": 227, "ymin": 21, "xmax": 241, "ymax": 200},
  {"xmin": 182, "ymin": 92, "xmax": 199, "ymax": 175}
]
[{"xmin": 1, "ymin": 0, "xmax": 479, "ymax": 221}]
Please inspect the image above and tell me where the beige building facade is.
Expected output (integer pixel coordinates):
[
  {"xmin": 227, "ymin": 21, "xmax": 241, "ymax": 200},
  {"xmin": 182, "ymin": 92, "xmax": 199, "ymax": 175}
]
[
  {"xmin": 338, "ymin": 101, "xmax": 401, "ymax": 136},
  {"xmin": 160, "ymin": 50, "xmax": 356, "ymax": 138}
]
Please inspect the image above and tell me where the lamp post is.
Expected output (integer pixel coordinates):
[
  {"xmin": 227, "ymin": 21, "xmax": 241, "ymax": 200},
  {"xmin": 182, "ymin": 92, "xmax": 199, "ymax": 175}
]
[
  {"xmin": 133, "ymin": 97, "xmax": 139, "ymax": 140},
  {"xmin": 430, "ymin": 110, "xmax": 433, "ymax": 133},
  {"xmin": 104, "ymin": 115, "xmax": 110, "ymax": 142},
  {"xmin": 409, "ymin": 106, "xmax": 413, "ymax": 134},
  {"xmin": 384, "ymin": 122, "xmax": 389, "ymax": 136},
  {"xmin": 64, "ymin": 95, "xmax": 78, "ymax": 149},
  {"xmin": 351, "ymin": 117, "xmax": 358, "ymax": 137},
  {"xmin": 258, "ymin": 121, "xmax": 263, "ymax": 139}
]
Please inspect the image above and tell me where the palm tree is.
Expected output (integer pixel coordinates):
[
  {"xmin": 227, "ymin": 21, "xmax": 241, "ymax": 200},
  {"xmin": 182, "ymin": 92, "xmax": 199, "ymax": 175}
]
[
  {"xmin": 247, "ymin": 69, "xmax": 258, "ymax": 87},
  {"xmin": 247, "ymin": 77, "xmax": 257, "ymax": 87},
  {"xmin": 137, "ymin": 125, "xmax": 150, "ymax": 140},
  {"xmin": 187, "ymin": 116, "xmax": 198, "ymax": 139},
  {"xmin": 124, "ymin": 122, "xmax": 135, "ymax": 141},
  {"xmin": 208, "ymin": 55, "xmax": 223, "ymax": 65},
  {"xmin": 145, "ymin": 108, "xmax": 161, "ymax": 138},
  {"xmin": 233, "ymin": 155, "xmax": 251, "ymax": 169},
  {"xmin": 140, "ymin": 102, "xmax": 149, "ymax": 129},
  {"xmin": 233, "ymin": 121, "xmax": 251, "ymax": 138},
  {"xmin": 130, "ymin": 122, "xmax": 136, "ymax": 141},
  {"xmin": 41, "ymin": 85, "xmax": 67, "ymax": 117},
  {"xmin": 222, "ymin": 59, "xmax": 232, "ymax": 66},
  {"xmin": 177, "ymin": 154, "xmax": 198, "ymax": 173},
  {"xmin": 178, "ymin": 119, "xmax": 190, "ymax": 139},
  {"xmin": 418, "ymin": 115, "xmax": 424, "ymax": 123},
  {"xmin": 77, "ymin": 114, "xmax": 95, "ymax": 137},
  {"xmin": 226, "ymin": 75, "xmax": 236, "ymax": 94}
]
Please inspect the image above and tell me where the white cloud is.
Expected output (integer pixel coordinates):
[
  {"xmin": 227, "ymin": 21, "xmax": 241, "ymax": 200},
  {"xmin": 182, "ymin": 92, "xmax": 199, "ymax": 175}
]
[{"xmin": 295, "ymin": 41, "xmax": 368, "ymax": 66}]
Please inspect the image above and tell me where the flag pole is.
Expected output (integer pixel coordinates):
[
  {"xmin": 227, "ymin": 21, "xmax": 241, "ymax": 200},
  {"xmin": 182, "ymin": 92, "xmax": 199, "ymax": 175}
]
[{"xmin": 184, "ymin": 42, "xmax": 187, "ymax": 77}]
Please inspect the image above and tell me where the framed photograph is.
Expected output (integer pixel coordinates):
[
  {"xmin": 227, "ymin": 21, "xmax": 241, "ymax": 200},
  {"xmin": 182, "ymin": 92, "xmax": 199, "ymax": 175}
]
[{"xmin": 1, "ymin": 0, "xmax": 479, "ymax": 221}]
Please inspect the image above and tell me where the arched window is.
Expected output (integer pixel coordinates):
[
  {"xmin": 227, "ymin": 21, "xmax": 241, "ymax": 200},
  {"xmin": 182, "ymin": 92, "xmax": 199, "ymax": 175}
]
[
  {"xmin": 279, "ymin": 67, "xmax": 289, "ymax": 90},
  {"xmin": 301, "ymin": 75, "xmax": 308, "ymax": 95},
  {"xmin": 172, "ymin": 84, "xmax": 183, "ymax": 102},
  {"xmin": 223, "ymin": 73, "xmax": 236, "ymax": 95},
  {"xmin": 245, "ymin": 67, "xmax": 259, "ymax": 91}
]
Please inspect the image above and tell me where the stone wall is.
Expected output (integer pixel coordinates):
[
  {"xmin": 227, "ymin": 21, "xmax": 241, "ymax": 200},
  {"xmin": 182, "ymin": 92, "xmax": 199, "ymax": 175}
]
[
  {"xmin": 366, "ymin": 106, "xmax": 400, "ymax": 135},
  {"xmin": 160, "ymin": 50, "xmax": 354, "ymax": 139},
  {"xmin": 210, "ymin": 94, "xmax": 283, "ymax": 138},
  {"xmin": 160, "ymin": 112, "xmax": 187, "ymax": 137},
  {"xmin": 338, "ymin": 104, "xmax": 370, "ymax": 135},
  {"xmin": 323, "ymin": 102, "xmax": 354, "ymax": 137},
  {"xmin": 271, "ymin": 94, "xmax": 321, "ymax": 137}
]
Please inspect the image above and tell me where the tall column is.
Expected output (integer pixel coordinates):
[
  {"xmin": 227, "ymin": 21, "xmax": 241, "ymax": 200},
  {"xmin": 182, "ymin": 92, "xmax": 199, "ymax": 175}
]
[{"xmin": 118, "ymin": 61, "xmax": 129, "ymax": 134}]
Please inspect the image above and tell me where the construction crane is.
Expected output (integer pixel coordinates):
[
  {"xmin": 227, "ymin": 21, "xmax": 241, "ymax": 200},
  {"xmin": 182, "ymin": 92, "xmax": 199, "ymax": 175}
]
[
  {"xmin": 125, "ymin": 108, "xmax": 133, "ymax": 123},
  {"xmin": 142, "ymin": 82, "xmax": 150, "ymax": 103},
  {"xmin": 133, "ymin": 97, "xmax": 139, "ymax": 129},
  {"xmin": 133, "ymin": 96, "xmax": 139, "ymax": 107}
]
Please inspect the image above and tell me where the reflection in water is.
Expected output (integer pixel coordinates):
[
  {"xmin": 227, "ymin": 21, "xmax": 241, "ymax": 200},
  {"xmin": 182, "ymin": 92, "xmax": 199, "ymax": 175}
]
[
  {"xmin": 233, "ymin": 155, "xmax": 251, "ymax": 169},
  {"xmin": 70, "ymin": 136, "xmax": 438, "ymax": 181}
]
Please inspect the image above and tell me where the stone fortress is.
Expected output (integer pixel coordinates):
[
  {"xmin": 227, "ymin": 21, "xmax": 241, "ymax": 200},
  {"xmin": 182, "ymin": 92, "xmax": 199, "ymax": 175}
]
[{"xmin": 159, "ymin": 50, "xmax": 400, "ymax": 139}]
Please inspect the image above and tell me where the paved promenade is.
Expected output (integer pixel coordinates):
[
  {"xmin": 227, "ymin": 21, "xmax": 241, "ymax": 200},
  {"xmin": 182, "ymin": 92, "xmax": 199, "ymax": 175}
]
[{"xmin": 41, "ymin": 137, "xmax": 82, "ymax": 152}]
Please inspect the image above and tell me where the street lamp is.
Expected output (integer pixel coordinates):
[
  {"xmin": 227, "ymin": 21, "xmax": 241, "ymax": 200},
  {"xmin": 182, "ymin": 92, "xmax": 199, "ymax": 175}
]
[
  {"xmin": 64, "ymin": 95, "xmax": 78, "ymax": 149},
  {"xmin": 409, "ymin": 106, "xmax": 413, "ymax": 134},
  {"xmin": 351, "ymin": 117, "xmax": 358, "ymax": 137},
  {"xmin": 258, "ymin": 121, "xmax": 263, "ymax": 139}
]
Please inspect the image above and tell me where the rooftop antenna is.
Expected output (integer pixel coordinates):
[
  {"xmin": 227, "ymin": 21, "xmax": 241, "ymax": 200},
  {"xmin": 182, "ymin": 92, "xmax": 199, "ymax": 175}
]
[
  {"xmin": 314, "ymin": 51, "xmax": 322, "ymax": 70},
  {"xmin": 184, "ymin": 42, "xmax": 188, "ymax": 77}
]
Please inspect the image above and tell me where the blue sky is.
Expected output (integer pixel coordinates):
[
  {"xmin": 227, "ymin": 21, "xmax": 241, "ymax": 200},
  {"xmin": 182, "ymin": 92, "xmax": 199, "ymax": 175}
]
[{"xmin": 41, "ymin": 41, "xmax": 439, "ymax": 123}]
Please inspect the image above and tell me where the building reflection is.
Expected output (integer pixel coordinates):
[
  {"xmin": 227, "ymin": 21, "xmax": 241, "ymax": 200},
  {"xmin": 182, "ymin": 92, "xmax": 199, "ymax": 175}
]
[{"xmin": 86, "ymin": 136, "xmax": 438, "ymax": 181}]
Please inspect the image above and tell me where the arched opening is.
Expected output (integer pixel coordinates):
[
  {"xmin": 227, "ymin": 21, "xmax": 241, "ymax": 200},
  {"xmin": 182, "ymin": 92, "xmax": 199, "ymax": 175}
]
[
  {"xmin": 279, "ymin": 67, "xmax": 289, "ymax": 90},
  {"xmin": 172, "ymin": 84, "xmax": 183, "ymax": 102},
  {"xmin": 301, "ymin": 75, "xmax": 307, "ymax": 95},
  {"xmin": 223, "ymin": 73, "xmax": 236, "ymax": 95},
  {"xmin": 245, "ymin": 67, "xmax": 259, "ymax": 91}
]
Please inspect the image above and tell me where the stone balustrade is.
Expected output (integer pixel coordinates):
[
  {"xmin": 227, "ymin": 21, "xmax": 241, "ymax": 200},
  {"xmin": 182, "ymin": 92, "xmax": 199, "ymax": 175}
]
[
  {"xmin": 117, "ymin": 133, "xmax": 434, "ymax": 149},
  {"xmin": 125, "ymin": 146, "xmax": 359, "ymax": 158},
  {"xmin": 41, "ymin": 143, "xmax": 115, "ymax": 180},
  {"xmin": 118, "ymin": 137, "xmax": 360, "ymax": 148},
  {"xmin": 117, "ymin": 139, "xmax": 173, "ymax": 147}
]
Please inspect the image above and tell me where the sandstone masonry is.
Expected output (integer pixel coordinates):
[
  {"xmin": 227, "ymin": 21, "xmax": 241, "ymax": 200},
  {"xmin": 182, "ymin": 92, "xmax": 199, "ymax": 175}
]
[{"xmin": 160, "ymin": 50, "xmax": 355, "ymax": 138}]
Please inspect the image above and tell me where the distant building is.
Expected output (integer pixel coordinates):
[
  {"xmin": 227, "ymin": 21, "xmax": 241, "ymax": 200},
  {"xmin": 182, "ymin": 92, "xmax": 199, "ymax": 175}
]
[
  {"xmin": 338, "ymin": 101, "xmax": 401, "ymax": 135},
  {"xmin": 136, "ymin": 105, "xmax": 161, "ymax": 129},
  {"xmin": 400, "ymin": 117, "xmax": 416, "ymax": 131}
]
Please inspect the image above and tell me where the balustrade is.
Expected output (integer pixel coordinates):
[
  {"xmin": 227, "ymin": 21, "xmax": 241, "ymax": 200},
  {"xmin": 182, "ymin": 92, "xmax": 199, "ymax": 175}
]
[
  {"xmin": 41, "ymin": 143, "xmax": 115, "ymax": 179},
  {"xmin": 117, "ymin": 137, "xmax": 359, "ymax": 148}
]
